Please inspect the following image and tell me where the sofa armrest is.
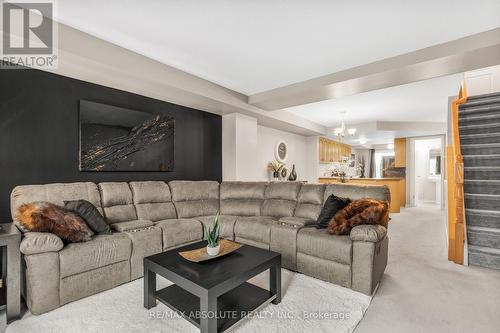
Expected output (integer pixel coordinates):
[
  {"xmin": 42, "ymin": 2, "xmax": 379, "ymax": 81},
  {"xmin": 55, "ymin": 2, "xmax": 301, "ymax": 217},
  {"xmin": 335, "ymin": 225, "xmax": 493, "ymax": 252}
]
[
  {"xmin": 350, "ymin": 225, "xmax": 387, "ymax": 242},
  {"xmin": 20, "ymin": 232, "xmax": 64, "ymax": 255},
  {"xmin": 350, "ymin": 225, "xmax": 389, "ymax": 295}
]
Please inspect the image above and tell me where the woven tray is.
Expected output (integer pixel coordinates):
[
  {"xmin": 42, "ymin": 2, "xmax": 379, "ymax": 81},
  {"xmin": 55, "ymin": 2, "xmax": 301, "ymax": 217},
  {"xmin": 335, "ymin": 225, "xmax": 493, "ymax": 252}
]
[{"xmin": 178, "ymin": 239, "xmax": 242, "ymax": 263}]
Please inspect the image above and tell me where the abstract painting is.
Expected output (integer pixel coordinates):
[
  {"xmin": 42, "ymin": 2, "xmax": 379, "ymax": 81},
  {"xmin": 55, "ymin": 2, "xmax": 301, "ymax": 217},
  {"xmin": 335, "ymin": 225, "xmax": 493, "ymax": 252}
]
[{"xmin": 79, "ymin": 100, "xmax": 174, "ymax": 171}]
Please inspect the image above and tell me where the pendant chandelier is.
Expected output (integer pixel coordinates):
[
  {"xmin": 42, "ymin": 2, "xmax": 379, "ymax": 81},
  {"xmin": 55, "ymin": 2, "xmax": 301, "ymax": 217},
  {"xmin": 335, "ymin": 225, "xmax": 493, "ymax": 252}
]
[{"xmin": 334, "ymin": 111, "xmax": 356, "ymax": 142}]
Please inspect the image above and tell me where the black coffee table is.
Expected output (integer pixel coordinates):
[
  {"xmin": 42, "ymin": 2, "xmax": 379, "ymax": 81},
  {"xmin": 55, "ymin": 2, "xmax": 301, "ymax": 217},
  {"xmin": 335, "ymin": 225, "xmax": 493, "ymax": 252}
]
[{"xmin": 144, "ymin": 241, "xmax": 281, "ymax": 333}]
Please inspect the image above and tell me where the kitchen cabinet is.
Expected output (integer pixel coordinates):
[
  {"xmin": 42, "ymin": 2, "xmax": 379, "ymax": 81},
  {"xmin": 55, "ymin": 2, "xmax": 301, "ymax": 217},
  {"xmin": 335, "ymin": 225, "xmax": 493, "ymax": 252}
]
[
  {"xmin": 394, "ymin": 137, "xmax": 406, "ymax": 167},
  {"xmin": 319, "ymin": 137, "xmax": 352, "ymax": 163}
]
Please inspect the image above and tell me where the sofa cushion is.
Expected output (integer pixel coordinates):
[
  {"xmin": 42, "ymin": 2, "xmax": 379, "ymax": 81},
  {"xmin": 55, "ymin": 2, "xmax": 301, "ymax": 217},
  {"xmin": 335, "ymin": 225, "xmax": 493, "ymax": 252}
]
[
  {"xmin": 262, "ymin": 182, "xmax": 301, "ymax": 218},
  {"xmin": 155, "ymin": 219, "xmax": 203, "ymax": 250},
  {"xmin": 297, "ymin": 227, "xmax": 352, "ymax": 265},
  {"xmin": 99, "ymin": 182, "xmax": 133, "ymax": 206},
  {"xmin": 294, "ymin": 184, "xmax": 326, "ymax": 221},
  {"xmin": 59, "ymin": 233, "xmax": 132, "ymax": 278},
  {"xmin": 20, "ymin": 232, "xmax": 64, "ymax": 255},
  {"xmin": 265, "ymin": 182, "xmax": 302, "ymax": 201},
  {"xmin": 219, "ymin": 182, "xmax": 267, "ymax": 216},
  {"xmin": 169, "ymin": 181, "xmax": 219, "ymax": 218},
  {"xmin": 262, "ymin": 199, "xmax": 297, "ymax": 218},
  {"xmin": 130, "ymin": 181, "xmax": 177, "ymax": 221},
  {"xmin": 194, "ymin": 215, "xmax": 237, "ymax": 240},
  {"xmin": 110, "ymin": 220, "xmax": 154, "ymax": 232},
  {"xmin": 64, "ymin": 200, "xmax": 111, "ymax": 234},
  {"xmin": 234, "ymin": 216, "xmax": 277, "ymax": 244},
  {"xmin": 98, "ymin": 182, "xmax": 137, "ymax": 223},
  {"xmin": 11, "ymin": 182, "xmax": 103, "ymax": 230}
]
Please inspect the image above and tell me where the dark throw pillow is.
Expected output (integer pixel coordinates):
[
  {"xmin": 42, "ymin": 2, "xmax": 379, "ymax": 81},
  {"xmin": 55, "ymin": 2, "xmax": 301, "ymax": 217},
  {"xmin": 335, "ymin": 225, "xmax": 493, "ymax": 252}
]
[
  {"xmin": 64, "ymin": 200, "xmax": 111, "ymax": 235},
  {"xmin": 316, "ymin": 194, "xmax": 351, "ymax": 229},
  {"xmin": 16, "ymin": 201, "xmax": 94, "ymax": 243},
  {"xmin": 327, "ymin": 199, "xmax": 389, "ymax": 235}
]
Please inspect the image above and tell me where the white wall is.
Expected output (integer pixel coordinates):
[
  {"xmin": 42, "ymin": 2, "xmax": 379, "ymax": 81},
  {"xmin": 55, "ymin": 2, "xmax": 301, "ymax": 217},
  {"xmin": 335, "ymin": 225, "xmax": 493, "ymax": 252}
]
[
  {"xmin": 414, "ymin": 138, "xmax": 442, "ymax": 205},
  {"xmin": 464, "ymin": 64, "xmax": 500, "ymax": 96},
  {"xmin": 223, "ymin": 113, "xmax": 319, "ymax": 183},
  {"xmin": 222, "ymin": 113, "xmax": 258, "ymax": 180},
  {"xmin": 257, "ymin": 125, "xmax": 312, "ymax": 182}
]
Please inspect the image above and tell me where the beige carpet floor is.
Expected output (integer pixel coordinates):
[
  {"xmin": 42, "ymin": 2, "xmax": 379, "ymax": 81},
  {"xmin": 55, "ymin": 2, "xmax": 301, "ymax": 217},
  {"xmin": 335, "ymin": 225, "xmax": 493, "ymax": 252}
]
[{"xmin": 356, "ymin": 205, "xmax": 500, "ymax": 333}]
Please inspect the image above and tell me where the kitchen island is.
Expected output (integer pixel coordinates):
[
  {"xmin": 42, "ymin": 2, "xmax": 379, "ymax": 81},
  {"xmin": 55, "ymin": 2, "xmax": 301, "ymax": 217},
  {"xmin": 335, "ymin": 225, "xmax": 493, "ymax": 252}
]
[{"xmin": 318, "ymin": 177, "xmax": 405, "ymax": 213}]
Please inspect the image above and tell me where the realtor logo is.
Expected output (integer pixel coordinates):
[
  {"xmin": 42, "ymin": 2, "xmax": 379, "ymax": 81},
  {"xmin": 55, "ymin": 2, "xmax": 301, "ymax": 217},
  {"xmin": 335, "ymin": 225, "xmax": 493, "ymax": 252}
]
[{"xmin": 1, "ymin": 1, "xmax": 58, "ymax": 69}]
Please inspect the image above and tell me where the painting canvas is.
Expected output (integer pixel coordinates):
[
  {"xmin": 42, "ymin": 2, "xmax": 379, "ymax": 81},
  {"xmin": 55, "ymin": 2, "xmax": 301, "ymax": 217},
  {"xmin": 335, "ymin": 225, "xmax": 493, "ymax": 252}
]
[{"xmin": 79, "ymin": 100, "xmax": 174, "ymax": 171}]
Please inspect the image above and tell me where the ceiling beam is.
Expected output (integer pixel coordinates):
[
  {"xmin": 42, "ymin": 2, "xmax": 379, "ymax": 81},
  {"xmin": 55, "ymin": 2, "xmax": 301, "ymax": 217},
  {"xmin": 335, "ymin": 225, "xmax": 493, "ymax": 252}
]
[{"xmin": 248, "ymin": 28, "xmax": 500, "ymax": 110}]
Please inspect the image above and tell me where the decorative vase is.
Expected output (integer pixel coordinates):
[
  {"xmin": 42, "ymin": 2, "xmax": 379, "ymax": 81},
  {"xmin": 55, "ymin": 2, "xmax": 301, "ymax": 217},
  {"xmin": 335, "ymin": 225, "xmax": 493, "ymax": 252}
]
[
  {"xmin": 272, "ymin": 171, "xmax": 280, "ymax": 180},
  {"xmin": 288, "ymin": 164, "xmax": 297, "ymax": 181},
  {"xmin": 281, "ymin": 167, "xmax": 287, "ymax": 179},
  {"xmin": 340, "ymin": 172, "xmax": 347, "ymax": 183},
  {"xmin": 206, "ymin": 244, "xmax": 220, "ymax": 256}
]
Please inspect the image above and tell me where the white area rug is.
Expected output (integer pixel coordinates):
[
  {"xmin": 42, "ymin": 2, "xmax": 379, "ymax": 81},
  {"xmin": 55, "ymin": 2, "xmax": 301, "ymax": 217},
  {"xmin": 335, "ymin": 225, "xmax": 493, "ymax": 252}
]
[{"xmin": 8, "ymin": 270, "xmax": 372, "ymax": 333}]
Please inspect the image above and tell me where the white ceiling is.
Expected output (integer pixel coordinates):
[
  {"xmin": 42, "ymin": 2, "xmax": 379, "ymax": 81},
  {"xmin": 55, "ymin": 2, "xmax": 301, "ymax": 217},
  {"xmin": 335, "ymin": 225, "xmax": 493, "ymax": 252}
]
[
  {"xmin": 54, "ymin": 0, "xmax": 500, "ymax": 95},
  {"xmin": 287, "ymin": 73, "xmax": 464, "ymax": 128},
  {"xmin": 344, "ymin": 128, "xmax": 445, "ymax": 148}
]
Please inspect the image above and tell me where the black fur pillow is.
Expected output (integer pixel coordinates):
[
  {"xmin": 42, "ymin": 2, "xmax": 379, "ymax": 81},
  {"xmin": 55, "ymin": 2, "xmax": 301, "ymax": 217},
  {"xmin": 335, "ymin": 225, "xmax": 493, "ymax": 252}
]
[
  {"xmin": 16, "ymin": 202, "xmax": 94, "ymax": 243},
  {"xmin": 316, "ymin": 194, "xmax": 351, "ymax": 229}
]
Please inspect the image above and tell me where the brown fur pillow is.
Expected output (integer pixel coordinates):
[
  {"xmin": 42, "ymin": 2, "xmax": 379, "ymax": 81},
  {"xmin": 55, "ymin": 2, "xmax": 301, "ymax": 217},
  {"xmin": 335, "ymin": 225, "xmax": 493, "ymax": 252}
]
[
  {"xmin": 327, "ymin": 199, "xmax": 389, "ymax": 235},
  {"xmin": 16, "ymin": 202, "xmax": 94, "ymax": 243}
]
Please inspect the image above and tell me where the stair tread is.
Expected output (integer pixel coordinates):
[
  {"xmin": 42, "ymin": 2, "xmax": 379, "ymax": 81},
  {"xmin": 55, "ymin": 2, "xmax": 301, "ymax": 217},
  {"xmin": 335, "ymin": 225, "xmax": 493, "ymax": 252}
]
[
  {"xmin": 458, "ymin": 114, "xmax": 500, "ymax": 122},
  {"xmin": 460, "ymin": 133, "xmax": 500, "ymax": 139},
  {"xmin": 468, "ymin": 226, "xmax": 500, "ymax": 233},
  {"xmin": 466, "ymin": 208, "xmax": 500, "ymax": 215},
  {"xmin": 467, "ymin": 92, "xmax": 500, "ymax": 100},
  {"xmin": 465, "ymin": 179, "xmax": 500, "ymax": 183},
  {"xmin": 460, "ymin": 103, "xmax": 500, "ymax": 111},
  {"xmin": 464, "ymin": 166, "xmax": 500, "ymax": 170},
  {"xmin": 462, "ymin": 143, "xmax": 500, "ymax": 148},
  {"xmin": 469, "ymin": 245, "xmax": 500, "ymax": 255},
  {"xmin": 465, "ymin": 193, "xmax": 500, "ymax": 198},
  {"xmin": 463, "ymin": 154, "xmax": 500, "ymax": 158},
  {"xmin": 459, "ymin": 123, "xmax": 500, "ymax": 129}
]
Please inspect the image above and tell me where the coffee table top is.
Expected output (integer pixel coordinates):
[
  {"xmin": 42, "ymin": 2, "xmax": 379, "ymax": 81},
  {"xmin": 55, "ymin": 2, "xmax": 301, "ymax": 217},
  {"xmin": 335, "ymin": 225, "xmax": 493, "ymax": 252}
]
[{"xmin": 145, "ymin": 240, "xmax": 280, "ymax": 291}]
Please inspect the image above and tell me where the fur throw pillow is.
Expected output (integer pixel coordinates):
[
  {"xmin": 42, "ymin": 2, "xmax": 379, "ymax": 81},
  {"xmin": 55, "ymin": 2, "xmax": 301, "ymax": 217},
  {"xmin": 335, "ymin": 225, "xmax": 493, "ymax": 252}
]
[
  {"xmin": 327, "ymin": 199, "xmax": 389, "ymax": 235},
  {"xmin": 16, "ymin": 201, "xmax": 94, "ymax": 243}
]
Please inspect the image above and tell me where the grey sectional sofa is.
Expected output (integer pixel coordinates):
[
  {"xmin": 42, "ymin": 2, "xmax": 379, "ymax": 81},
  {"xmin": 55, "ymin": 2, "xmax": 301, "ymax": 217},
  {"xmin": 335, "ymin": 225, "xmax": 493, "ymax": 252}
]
[{"xmin": 10, "ymin": 180, "xmax": 390, "ymax": 315}]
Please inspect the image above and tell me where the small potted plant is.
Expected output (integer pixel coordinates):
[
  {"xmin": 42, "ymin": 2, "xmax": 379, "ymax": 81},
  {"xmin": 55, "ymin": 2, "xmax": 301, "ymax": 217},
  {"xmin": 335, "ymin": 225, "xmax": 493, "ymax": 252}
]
[
  {"xmin": 268, "ymin": 160, "xmax": 284, "ymax": 180},
  {"xmin": 205, "ymin": 213, "xmax": 220, "ymax": 256}
]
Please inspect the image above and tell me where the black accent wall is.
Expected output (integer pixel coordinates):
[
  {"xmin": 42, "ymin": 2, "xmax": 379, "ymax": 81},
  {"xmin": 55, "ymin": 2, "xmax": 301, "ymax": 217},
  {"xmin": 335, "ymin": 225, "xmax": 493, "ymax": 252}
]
[{"xmin": 0, "ymin": 67, "xmax": 222, "ymax": 221}]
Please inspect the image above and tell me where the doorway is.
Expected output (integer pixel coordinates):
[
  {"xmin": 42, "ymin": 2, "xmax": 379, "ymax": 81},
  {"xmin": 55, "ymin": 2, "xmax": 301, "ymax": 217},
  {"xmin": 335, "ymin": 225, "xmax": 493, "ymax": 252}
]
[{"xmin": 409, "ymin": 136, "xmax": 445, "ymax": 208}]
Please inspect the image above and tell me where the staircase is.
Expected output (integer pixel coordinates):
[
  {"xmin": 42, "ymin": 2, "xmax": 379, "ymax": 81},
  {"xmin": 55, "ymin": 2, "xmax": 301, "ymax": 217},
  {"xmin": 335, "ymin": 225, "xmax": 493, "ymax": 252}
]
[{"xmin": 459, "ymin": 91, "xmax": 500, "ymax": 270}]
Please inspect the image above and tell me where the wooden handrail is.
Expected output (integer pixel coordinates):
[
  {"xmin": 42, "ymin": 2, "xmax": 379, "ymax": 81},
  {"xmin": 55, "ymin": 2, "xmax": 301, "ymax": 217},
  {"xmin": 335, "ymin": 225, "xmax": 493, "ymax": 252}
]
[{"xmin": 447, "ymin": 81, "xmax": 468, "ymax": 264}]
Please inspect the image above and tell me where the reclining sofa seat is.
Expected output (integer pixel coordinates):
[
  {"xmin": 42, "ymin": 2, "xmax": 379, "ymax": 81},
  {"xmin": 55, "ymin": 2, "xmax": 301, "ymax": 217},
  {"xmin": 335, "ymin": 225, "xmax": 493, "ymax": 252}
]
[
  {"xmin": 219, "ymin": 181, "xmax": 268, "ymax": 242},
  {"xmin": 168, "ymin": 180, "xmax": 233, "ymax": 242},
  {"xmin": 296, "ymin": 183, "xmax": 390, "ymax": 294},
  {"xmin": 270, "ymin": 183, "xmax": 326, "ymax": 270},
  {"xmin": 11, "ymin": 182, "xmax": 133, "ymax": 314},
  {"xmin": 11, "ymin": 180, "xmax": 390, "ymax": 315}
]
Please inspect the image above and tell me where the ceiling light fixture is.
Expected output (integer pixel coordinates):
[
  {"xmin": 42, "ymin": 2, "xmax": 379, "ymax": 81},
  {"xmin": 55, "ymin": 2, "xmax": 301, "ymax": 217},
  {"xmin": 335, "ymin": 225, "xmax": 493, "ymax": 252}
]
[
  {"xmin": 359, "ymin": 139, "xmax": 367, "ymax": 145},
  {"xmin": 334, "ymin": 111, "xmax": 356, "ymax": 142},
  {"xmin": 387, "ymin": 143, "xmax": 394, "ymax": 149}
]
